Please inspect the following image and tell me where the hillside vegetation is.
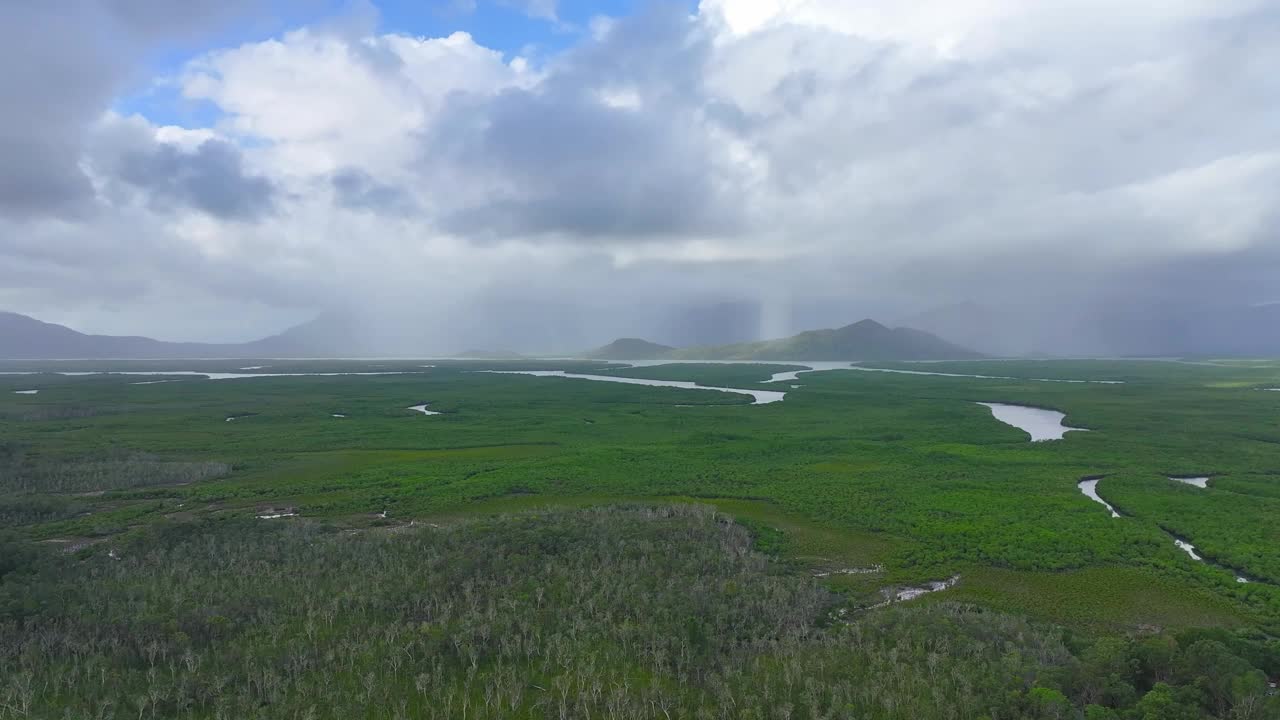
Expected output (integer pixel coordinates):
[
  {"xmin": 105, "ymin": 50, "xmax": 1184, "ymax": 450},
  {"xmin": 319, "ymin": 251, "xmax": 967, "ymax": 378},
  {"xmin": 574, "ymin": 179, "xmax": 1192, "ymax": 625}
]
[{"xmin": 582, "ymin": 337, "xmax": 676, "ymax": 360}]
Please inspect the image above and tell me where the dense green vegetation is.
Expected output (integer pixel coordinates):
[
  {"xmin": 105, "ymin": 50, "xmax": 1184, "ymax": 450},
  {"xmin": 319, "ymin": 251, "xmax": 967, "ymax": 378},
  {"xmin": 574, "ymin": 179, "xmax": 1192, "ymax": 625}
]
[
  {"xmin": 3, "ymin": 506, "xmax": 1277, "ymax": 719},
  {"xmin": 3, "ymin": 357, "xmax": 1280, "ymax": 717}
]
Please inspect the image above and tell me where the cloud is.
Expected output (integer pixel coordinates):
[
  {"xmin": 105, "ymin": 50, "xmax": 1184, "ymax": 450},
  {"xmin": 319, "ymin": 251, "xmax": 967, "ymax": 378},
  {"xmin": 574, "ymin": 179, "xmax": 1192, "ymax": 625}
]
[
  {"xmin": 331, "ymin": 167, "xmax": 414, "ymax": 214},
  {"xmin": 85, "ymin": 114, "xmax": 277, "ymax": 221},
  {"xmin": 431, "ymin": 85, "xmax": 740, "ymax": 240},
  {"xmin": 447, "ymin": 0, "xmax": 557, "ymax": 23},
  {"xmin": 102, "ymin": 0, "xmax": 259, "ymax": 39},
  {"xmin": 503, "ymin": 0, "xmax": 559, "ymax": 22},
  {"xmin": 424, "ymin": 5, "xmax": 749, "ymax": 242},
  {"xmin": 699, "ymin": 0, "xmax": 1268, "ymax": 56},
  {"xmin": 117, "ymin": 138, "xmax": 277, "ymax": 221},
  {"xmin": 180, "ymin": 28, "xmax": 522, "ymax": 175},
  {"xmin": 0, "ymin": 1, "xmax": 265, "ymax": 220},
  {"xmin": 0, "ymin": 4, "xmax": 121, "ymax": 218}
]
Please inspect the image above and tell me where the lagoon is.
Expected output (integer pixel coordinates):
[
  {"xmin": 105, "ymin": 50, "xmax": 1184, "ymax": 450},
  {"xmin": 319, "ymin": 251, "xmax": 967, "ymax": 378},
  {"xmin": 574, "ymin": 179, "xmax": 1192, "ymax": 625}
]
[{"xmin": 978, "ymin": 402, "xmax": 1086, "ymax": 442}]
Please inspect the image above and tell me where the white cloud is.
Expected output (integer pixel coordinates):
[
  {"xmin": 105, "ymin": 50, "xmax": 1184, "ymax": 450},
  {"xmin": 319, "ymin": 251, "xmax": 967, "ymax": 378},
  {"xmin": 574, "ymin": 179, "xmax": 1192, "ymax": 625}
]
[
  {"xmin": 700, "ymin": 0, "xmax": 1266, "ymax": 55},
  {"xmin": 1122, "ymin": 152, "xmax": 1280, "ymax": 254},
  {"xmin": 181, "ymin": 29, "xmax": 526, "ymax": 175},
  {"xmin": 508, "ymin": 0, "xmax": 558, "ymax": 22}
]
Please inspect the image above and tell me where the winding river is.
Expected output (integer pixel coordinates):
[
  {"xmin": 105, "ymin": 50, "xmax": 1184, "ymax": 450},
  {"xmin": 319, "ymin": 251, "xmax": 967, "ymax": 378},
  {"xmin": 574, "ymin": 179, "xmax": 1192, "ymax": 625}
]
[
  {"xmin": 571, "ymin": 360, "xmax": 1125, "ymax": 386},
  {"xmin": 1079, "ymin": 477, "xmax": 1252, "ymax": 583},
  {"xmin": 849, "ymin": 366, "xmax": 1124, "ymax": 384},
  {"xmin": 1170, "ymin": 534, "xmax": 1251, "ymax": 584},
  {"xmin": 760, "ymin": 362, "xmax": 860, "ymax": 384},
  {"xmin": 1078, "ymin": 478, "xmax": 1121, "ymax": 518},
  {"xmin": 481, "ymin": 370, "xmax": 786, "ymax": 405}
]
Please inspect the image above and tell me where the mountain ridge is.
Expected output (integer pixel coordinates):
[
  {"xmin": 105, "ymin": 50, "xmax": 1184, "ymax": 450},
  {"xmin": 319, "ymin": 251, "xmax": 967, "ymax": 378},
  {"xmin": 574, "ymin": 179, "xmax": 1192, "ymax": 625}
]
[
  {"xmin": 1, "ymin": 311, "xmax": 981, "ymax": 360},
  {"xmin": 584, "ymin": 319, "xmax": 981, "ymax": 361},
  {"xmin": 0, "ymin": 311, "xmax": 247, "ymax": 359},
  {"xmin": 667, "ymin": 319, "xmax": 981, "ymax": 361}
]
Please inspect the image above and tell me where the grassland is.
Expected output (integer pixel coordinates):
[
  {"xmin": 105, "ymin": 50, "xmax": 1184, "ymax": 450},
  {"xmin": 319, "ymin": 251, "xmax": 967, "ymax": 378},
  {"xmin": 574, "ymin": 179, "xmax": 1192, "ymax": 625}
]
[{"xmin": 3, "ymin": 357, "xmax": 1280, "ymax": 717}]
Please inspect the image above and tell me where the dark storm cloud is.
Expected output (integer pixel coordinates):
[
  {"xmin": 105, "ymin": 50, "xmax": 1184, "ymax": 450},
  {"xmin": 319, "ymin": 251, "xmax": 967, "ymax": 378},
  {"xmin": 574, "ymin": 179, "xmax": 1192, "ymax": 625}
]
[
  {"xmin": 884, "ymin": 231, "xmax": 1280, "ymax": 357},
  {"xmin": 429, "ymin": 5, "xmax": 742, "ymax": 241},
  {"xmin": 115, "ymin": 138, "xmax": 277, "ymax": 221},
  {"xmin": 0, "ymin": 138, "xmax": 98, "ymax": 220},
  {"xmin": 436, "ymin": 91, "xmax": 731, "ymax": 238},
  {"xmin": 0, "ymin": 0, "xmax": 263, "ymax": 220},
  {"xmin": 102, "ymin": 0, "xmax": 258, "ymax": 38},
  {"xmin": 331, "ymin": 168, "xmax": 415, "ymax": 214},
  {"xmin": 0, "ymin": 4, "xmax": 122, "ymax": 218}
]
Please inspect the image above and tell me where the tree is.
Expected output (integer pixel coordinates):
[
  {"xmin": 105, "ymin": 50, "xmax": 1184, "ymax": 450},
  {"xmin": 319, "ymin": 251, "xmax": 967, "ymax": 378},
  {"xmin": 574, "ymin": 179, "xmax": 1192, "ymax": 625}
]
[{"xmin": 1133, "ymin": 683, "xmax": 1201, "ymax": 720}]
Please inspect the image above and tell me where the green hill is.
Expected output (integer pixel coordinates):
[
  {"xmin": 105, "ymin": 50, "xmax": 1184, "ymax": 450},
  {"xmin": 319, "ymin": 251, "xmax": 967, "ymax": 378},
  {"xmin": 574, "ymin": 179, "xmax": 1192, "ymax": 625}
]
[
  {"xmin": 670, "ymin": 319, "xmax": 980, "ymax": 361},
  {"xmin": 583, "ymin": 338, "xmax": 677, "ymax": 360}
]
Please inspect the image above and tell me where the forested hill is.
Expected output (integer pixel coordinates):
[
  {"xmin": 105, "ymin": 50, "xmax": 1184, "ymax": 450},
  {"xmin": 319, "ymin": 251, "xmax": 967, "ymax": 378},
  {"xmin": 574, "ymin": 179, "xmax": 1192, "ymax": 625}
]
[{"xmin": 583, "ymin": 338, "xmax": 677, "ymax": 360}]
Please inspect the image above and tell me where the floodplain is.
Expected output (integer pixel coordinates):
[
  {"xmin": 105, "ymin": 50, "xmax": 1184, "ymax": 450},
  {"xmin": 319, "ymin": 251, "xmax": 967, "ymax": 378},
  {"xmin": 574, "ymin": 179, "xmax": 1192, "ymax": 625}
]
[{"xmin": 3, "ymin": 358, "xmax": 1280, "ymax": 718}]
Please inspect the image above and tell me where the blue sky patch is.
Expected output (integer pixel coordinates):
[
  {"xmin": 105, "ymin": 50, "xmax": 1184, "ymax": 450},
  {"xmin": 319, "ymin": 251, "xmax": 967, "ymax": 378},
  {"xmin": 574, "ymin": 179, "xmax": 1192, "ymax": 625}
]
[{"xmin": 115, "ymin": 0, "xmax": 654, "ymax": 129}]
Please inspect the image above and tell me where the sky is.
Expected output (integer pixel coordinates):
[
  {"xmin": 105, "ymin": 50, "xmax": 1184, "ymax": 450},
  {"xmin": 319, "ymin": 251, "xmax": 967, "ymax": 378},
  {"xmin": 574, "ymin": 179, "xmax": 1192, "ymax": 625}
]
[{"xmin": 2, "ymin": 0, "xmax": 1278, "ymax": 353}]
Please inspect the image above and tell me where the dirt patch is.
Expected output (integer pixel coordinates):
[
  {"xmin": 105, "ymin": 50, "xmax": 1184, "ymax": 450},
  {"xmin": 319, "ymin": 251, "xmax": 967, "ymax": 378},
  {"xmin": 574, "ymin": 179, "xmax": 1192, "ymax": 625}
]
[{"xmin": 40, "ymin": 537, "xmax": 108, "ymax": 554}]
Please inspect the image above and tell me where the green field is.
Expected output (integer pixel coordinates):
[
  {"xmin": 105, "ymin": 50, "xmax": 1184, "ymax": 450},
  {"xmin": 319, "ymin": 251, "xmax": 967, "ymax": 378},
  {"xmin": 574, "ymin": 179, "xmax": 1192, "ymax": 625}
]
[{"xmin": 3, "ymin": 359, "xmax": 1279, "ymax": 718}]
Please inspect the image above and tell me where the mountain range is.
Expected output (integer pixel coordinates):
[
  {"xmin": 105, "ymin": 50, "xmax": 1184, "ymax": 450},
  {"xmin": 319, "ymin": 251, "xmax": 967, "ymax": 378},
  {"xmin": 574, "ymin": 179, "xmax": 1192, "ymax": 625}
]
[
  {"xmin": 0, "ymin": 311, "xmax": 331, "ymax": 360},
  {"xmin": 0, "ymin": 311, "xmax": 976, "ymax": 361},
  {"xmin": 585, "ymin": 320, "xmax": 979, "ymax": 361},
  {"xmin": 9, "ymin": 301, "xmax": 1280, "ymax": 359},
  {"xmin": 0, "ymin": 312, "xmax": 228, "ymax": 359}
]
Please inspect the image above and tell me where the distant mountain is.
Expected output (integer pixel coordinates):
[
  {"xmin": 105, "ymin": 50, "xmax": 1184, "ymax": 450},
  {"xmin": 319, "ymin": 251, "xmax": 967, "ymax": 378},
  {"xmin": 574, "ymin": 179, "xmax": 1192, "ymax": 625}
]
[
  {"xmin": 239, "ymin": 312, "xmax": 362, "ymax": 357},
  {"xmin": 0, "ymin": 312, "xmax": 232, "ymax": 359},
  {"xmin": 670, "ymin": 319, "xmax": 981, "ymax": 361},
  {"xmin": 0, "ymin": 311, "xmax": 971, "ymax": 361},
  {"xmin": 0, "ymin": 311, "xmax": 350, "ymax": 359},
  {"xmin": 584, "ymin": 338, "xmax": 676, "ymax": 360}
]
